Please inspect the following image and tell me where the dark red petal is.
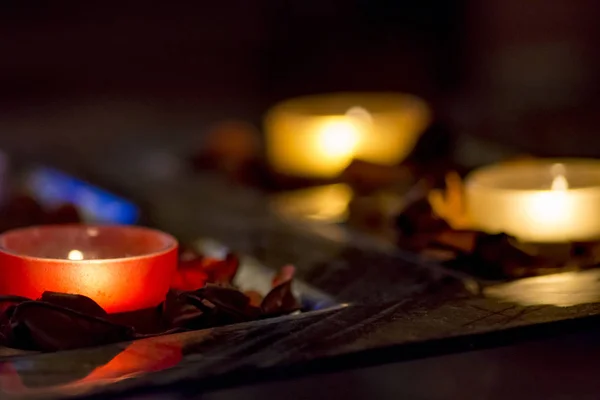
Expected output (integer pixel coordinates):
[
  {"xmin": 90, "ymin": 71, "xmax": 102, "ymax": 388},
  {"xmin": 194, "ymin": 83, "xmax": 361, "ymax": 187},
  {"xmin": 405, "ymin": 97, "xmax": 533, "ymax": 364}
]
[{"xmin": 39, "ymin": 292, "xmax": 107, "ymax": 317}]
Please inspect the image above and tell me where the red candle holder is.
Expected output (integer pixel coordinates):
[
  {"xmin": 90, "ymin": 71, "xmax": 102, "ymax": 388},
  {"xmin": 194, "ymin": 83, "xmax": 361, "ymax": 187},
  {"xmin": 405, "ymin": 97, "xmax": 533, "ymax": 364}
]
[{"xmin": 0, "ymin": 225, "xmax": 178, "ymax": 314}]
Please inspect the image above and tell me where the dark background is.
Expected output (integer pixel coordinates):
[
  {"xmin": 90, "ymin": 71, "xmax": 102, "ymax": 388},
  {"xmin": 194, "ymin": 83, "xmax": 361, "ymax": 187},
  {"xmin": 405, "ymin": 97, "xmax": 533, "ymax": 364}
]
[
  {"xmin": 1, "ymin": 1, "xmax": 600, "ymax": 160},
  {"xmin": 0, "ymin": 1, "xmax": 464, "ymax": 104}
]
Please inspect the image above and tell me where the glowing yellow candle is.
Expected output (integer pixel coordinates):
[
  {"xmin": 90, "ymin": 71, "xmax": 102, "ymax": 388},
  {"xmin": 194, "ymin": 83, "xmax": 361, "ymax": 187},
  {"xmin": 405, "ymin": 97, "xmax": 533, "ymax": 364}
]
[
  {"xmin": 466, "ymin": 159, "xmax": 600, "ymax": 243},
  {"xmin": 265, "ymin": 92, "xmax": 430, "ymax": 178}
]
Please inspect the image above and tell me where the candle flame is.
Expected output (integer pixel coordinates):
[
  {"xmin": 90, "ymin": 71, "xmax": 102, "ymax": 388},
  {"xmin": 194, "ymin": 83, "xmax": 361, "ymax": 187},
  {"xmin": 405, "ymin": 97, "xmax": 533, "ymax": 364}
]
[
  {"xmin": 318, "ymin": 120, "xmax": 359, "ymax": 158},
  {"xmin": 67, "ymin": 249, "xmax": 84, "ymax": 260},
  {"xmin": 550, "ymin": 163, "xmax": 568, "ymax": 191},
  {"xmin": 521, "ymin": 169, "xmax": 571, "ymax": 241},
  {"xmin": 551, "ymin": 174, "xmax": 569, "ymax": 191}
]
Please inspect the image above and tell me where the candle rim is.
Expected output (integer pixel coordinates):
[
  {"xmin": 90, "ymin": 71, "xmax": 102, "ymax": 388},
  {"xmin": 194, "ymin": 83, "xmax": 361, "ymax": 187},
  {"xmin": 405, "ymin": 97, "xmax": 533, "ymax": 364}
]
[
  {"xmin": 466, "ymin": 158, "xmax": 600, "ymax": 192},
  {"xmin": 267, "ymin": 91, "xmax": 430, "ymax": 118},
  {"xmin": 0, "ymin": 224, "xmax": 178, "ymax": 263}
]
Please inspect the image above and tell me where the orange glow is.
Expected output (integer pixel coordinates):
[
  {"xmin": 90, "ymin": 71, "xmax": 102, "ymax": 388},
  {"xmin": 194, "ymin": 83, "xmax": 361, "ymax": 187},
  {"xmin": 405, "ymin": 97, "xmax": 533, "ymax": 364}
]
[
  {"xmin": 0, "ymin": 225, "xmax": 178, "ymax": 313},
  {"xmin": 82, "ymin": 339, "xmax": 183, "ymax": 382},
  {"xmin": 317, "ymin": 119, "xmax": 360, "ymax": 158},
  {"xmin": 0, "ymin": 338, "xmax": 183, "ymax": 396}
]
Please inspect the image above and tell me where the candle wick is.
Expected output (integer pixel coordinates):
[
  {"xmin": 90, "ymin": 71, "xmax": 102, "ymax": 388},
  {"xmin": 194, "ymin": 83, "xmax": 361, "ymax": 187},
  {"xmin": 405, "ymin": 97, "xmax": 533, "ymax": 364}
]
[{"xmin": 345, "ymin": 106, "xmax": 372, "ymax": 125}]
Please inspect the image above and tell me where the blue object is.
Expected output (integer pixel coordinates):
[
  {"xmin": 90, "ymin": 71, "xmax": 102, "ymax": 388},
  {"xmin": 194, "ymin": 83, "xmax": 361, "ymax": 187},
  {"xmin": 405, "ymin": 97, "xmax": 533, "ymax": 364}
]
[{"xmin": 25, "ymin": 167, "xmax": 140, "ymax": 224}]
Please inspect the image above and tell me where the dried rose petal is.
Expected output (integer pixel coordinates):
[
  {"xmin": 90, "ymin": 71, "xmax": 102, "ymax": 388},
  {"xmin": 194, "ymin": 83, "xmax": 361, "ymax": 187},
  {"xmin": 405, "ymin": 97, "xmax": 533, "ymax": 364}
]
[
  {"xmin": 196, "ymin": 285, "xmax": 255, "ymax": 318},
  {"xmin": 161, "ymin": 290, "xmax": 206, "ymax": 329},
  {"xmin": 183, "ymin": 284, "xmax": 260, "ymax": 323},
  {"xmin": 272, "ymin": 264, "xmax": 295, "ymax": 288},
  {"xmin": 178, "ymin": 246, "xmax": 203, "ymax": 262},
  {"xmin": 443, "ymin": 233, "xmax": 548, "ymax": 280},
  {"xmin": 170, "ymin": 306, "xmax": 205, "ymax": 328},
  {"xmin": 244, "ymin": 290, "xmax": 263, "ymax": 308},
  {"xmin": 39, "ymin": 292, "xmax": 107, "ymax": 318},
  {"xmin": 209, "ymin": 253, "xmax": 239, "ymax": 284},
  {"xmin": 171, "ymin": 263, "xmax": 208, "ymax": 291},
  {"xmin": 172, "ymin": 253, "xmax": 239, "ymax": 290},
  {"xmin": 428, "ymin": 172, "xmax": 471, "ymax": 230},
  {"xmin": 4, "ymin": 302, "xmax": 134, "ymax": 351},
  {"xmin": 395, "ymin": 198, "xmax": 450, "ymax": 240},
  {"xmin": 430, "ymin": 230, "xmax": 479, "ymax": 254},
  {"xmin": 0, "ymin": 296, "xmax": 30, "ymax": 315},
  {"xmin": 261, "ymin": 281, "xmax": 300, "ymax": 317}
]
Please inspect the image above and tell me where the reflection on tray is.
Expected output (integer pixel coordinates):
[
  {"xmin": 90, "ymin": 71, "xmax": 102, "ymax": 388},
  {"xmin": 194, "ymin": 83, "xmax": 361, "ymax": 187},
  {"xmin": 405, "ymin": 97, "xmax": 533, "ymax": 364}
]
[
  {"xmin": 271, "ymin": 184, "xmax": 353, "ymax": 223},
  {"xmin": 0, "ymin": 337, "xmax": 183, "ymax": 397},
  {"xmin": 270, "ymin": 184, "xmax": 404, "ymax": 254},
  {"xmin": 485, "ymin": 269, "xmax": 600, "ymax": 307}
]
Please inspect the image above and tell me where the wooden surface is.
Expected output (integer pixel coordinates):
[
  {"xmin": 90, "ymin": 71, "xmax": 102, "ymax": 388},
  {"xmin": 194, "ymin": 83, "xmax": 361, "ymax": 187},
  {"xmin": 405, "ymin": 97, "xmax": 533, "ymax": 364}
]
[{"xmin": 1, "ymin": 158, "xmax": 600, "ymax": 398}]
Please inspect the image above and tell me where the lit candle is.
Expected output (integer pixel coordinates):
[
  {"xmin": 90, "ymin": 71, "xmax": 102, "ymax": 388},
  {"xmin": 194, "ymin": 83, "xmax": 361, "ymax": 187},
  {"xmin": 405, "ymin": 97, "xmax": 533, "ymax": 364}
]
[
  {"xmin": 265, "ymin": 92, "xmax": 430, "ymax": 178},
  {"xmin": 466, "ymin": 159, "xmax": 600, "ymax": 243},
  {"xmin": 0, "ymin": 225, "xmax": 178, "ymax": 313}
]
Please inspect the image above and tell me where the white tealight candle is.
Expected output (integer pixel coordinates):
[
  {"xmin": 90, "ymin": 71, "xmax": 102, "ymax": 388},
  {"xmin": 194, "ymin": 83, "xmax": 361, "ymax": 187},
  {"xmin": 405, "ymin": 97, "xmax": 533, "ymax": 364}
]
[
  {"xmin": 466, "ymin": 159, "xmax": 600, "ymax": 243},
  {"xmin": 265, "ymin": 92, "xmax": 430, "ymax": 179}
]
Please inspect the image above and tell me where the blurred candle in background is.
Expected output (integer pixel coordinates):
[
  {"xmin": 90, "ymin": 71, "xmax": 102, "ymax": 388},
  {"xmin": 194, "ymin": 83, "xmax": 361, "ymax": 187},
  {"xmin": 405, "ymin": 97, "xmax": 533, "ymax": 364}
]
[
  {"xmin": 466, "ymin": 159, "xmax": 600, "ymax": 243},
  {"xmin": 265, "ymin": 93, "xmax": 430, "ymax": 179}
]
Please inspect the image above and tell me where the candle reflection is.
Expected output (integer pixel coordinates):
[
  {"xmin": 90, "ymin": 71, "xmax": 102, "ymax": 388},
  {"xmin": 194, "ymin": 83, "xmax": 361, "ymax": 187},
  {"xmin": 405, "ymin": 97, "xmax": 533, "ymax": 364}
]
[
  {"xmin": 485, "ymin": 269, "xmax": 600, "ymax": 307},
  {"xmin": 0, "ymin": 338, "xmax": 183, "ymax": 396},
  {"xmin": 271, "ymin": 184, "xmax": 353, "ymax": 223}
]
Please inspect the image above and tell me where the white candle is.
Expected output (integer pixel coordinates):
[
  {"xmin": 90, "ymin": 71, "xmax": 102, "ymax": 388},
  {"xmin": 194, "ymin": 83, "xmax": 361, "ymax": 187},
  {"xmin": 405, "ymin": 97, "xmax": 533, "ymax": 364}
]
[
  {"xmin": 265, "ymin": 92, "xmax": 430, "ymax": 178},
  {"xmin": 466, "ymin": 159, "xmax": 600, "ymax": 243}
]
